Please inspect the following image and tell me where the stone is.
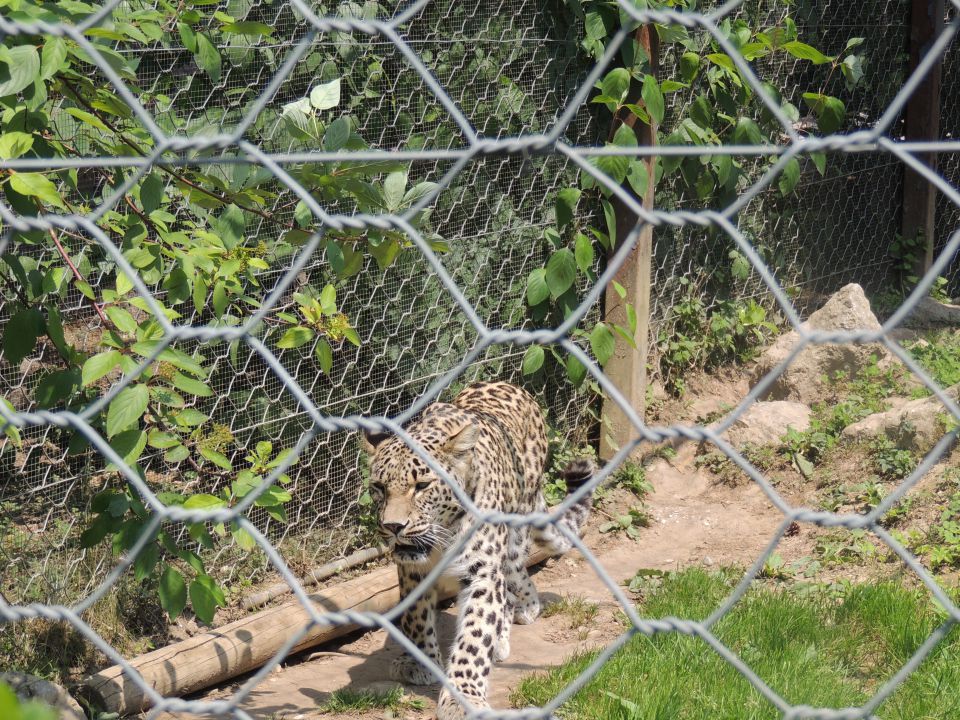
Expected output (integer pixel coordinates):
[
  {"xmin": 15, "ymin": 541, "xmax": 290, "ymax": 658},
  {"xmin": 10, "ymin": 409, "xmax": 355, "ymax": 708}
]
[
  {"xmin": 751, "ymin": 283, "xmax": 893, "ymax": 404},
  {"xmin": 901, "ymin": 296, "xmax": 960, "ymax": 328},
  {"xmin": 723, "ymin": 401, "xmax": 813, "ymax": 448},
  {"xmin": 0, "ymin": 672, "xmax": 86, "ymax": 720},
  {"xmin": 841, "ymin": 383, "xmax": 960, "ymax": 452}
]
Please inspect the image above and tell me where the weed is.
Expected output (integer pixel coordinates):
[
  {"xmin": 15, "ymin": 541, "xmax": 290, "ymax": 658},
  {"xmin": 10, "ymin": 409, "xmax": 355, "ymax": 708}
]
[
  {"xmin": 907, "ymin": 330, "xmax": 960, "ymax": 392},
  {"xmin": 544, "ymin": 432, "xmax": 598, "ymax": 507},
  {"xmin": 542, "ymin": 595, "xmax": 600, "ymax": 637},
  {"xmin": 870, "ymin": 436, "xmax": 917, "ymax": 480},
  {"xmin": 612, "ymin": 461, "xmax": 652, "ymax": 498},
  {"xmin": 815, "ymin": 530, "xmax": 880, "ymax": 565},
  {"xmin": 318, "ymin": 685, "xmax": 424, "ymax": 715},
  {"xmin": 598, "ymin": 506, "xmax": 650, "ymax": 539},
  {"xmin": 695, "ymin": 450, "xmax": 745, "ymax": 485},
  {"xmin": 758, "ymin": 552, "xmax": 822, "ymax": 581}
]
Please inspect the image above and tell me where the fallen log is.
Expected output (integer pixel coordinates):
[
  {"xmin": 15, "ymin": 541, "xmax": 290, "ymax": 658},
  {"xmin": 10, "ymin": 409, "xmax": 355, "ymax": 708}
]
[{"xmin": 79, "ymin": 546, "xmax": 554, "ymax": 716}]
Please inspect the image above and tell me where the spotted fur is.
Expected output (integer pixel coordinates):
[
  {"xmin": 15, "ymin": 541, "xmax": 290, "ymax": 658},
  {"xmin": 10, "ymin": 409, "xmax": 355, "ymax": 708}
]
[{"xmin": 362, "ymin": 382, "xmax": 594, "ymax": 719}]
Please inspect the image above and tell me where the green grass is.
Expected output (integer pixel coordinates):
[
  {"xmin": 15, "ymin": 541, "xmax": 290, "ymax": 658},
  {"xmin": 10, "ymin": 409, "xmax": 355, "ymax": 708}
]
[
  {"xmin": 512, "ymin": 569, "xmax": 960, "ymax": 719},
  {"xmin": 318, "ymin": 685, "xmax": 425, "ymax": 715}
]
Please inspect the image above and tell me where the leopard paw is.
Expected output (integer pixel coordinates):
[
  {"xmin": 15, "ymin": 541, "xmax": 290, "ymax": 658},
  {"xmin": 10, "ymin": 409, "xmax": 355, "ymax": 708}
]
[{"xmin": 389, "ymin": 655, "xmax": 439, "ymax": 686}]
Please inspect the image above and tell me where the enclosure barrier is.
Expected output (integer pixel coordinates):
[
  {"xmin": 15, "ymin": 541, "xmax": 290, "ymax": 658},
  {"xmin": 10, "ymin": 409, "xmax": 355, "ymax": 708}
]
[{"xmin": 2, "ymin": 1, "xmax": 960, "ymax": 719}]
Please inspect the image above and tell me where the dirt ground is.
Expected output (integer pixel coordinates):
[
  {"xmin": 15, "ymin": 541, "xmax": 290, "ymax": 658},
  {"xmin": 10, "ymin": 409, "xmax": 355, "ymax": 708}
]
[{"xmin": 155, "ymin": 411, "xmax": 790, "ymax": 720}]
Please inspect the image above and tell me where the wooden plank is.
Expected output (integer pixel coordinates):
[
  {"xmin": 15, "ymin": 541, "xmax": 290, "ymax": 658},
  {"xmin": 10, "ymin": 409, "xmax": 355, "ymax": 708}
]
[
  {"xmin": 902, "ymin": 0, "xmax": 945, "ymax": 274},
  {"xmin": 79, "ymin": 547, "xmax": 555, "ymax": 716},
  {"xmin": 600, "ymin": 25, "xmax": 659, "ymax": 460}
]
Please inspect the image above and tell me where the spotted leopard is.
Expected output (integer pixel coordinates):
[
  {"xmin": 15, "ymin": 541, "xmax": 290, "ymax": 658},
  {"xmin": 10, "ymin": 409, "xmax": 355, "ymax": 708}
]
[{"xmin": 362, "ymin": 381, "xmax": 594, "ymax": 719}]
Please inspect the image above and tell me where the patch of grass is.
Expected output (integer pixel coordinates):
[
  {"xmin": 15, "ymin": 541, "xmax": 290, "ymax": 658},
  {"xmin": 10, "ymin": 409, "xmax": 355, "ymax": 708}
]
[
  {"xmin": 542, "ymin": 594, "xmax": 600, "ymax": 630},
  {"xmin": 512, "ymin": 568, "xmax": 960, "ymax": 719},
  {"xmin": 870, "ymin": 436, "xmax": 917, "ymax": 481},
  {"xmin": 909, "ymin": 331, "xmax": 960, "ymax": 391},
  {"xmin": 318, "ymin": 685, "xmax": 425, "ymax": 715}
]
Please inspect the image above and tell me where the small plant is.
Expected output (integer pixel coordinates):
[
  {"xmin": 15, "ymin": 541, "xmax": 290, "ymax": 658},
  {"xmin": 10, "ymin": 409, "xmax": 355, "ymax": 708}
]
[
  {"xmin": 814, "ymin": 530, "xmax": 879, "ymax": 565},
  {"xmin": 612, "ymin": 461, "xmax": 652, "ymax": 498},
  {"xmin": 318, "ymin": 685, "xmax": 425, "ymax": 715},
  {"xmin": 543, "ymin": 431, "xmax": 598, "ymax": 507},
  {"xmin": 871, "ymin": 436, "xmax": 916, "ymax": 481},
  {"xmin": 598, "ymin": 506, "xmax": 650, "ymax": 539}
]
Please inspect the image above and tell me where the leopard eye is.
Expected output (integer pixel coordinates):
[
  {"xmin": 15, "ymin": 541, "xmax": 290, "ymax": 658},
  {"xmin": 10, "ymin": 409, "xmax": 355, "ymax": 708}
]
[{"xmin": 414, "ymin": 480, "xmax": 431, "ymax": 493}]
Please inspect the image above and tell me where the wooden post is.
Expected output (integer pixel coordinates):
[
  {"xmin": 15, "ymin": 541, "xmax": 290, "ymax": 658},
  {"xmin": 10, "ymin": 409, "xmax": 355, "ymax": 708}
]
[
  {"xmin": 599, "ymin": 26, "xmax": 658, "ymax": 460},
  {"xmin": 902, "ymin": 0, "xmax": 944, "ymax": 275}
]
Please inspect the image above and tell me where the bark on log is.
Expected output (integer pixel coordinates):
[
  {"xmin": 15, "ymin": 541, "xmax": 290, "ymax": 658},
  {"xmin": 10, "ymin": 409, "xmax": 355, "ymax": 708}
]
[{"xmin": 79, "ymin": 547, "xmax": 554, "ymax": 716}]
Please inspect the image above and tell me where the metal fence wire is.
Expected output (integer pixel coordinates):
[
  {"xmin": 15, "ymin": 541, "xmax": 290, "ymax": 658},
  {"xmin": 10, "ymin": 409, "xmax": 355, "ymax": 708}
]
[{"xmin": 1, "ymin": 0, "xmax": 960, "ymax": 718}]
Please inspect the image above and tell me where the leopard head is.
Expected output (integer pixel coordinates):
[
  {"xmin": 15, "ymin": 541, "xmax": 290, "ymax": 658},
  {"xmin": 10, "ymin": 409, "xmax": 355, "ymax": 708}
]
[{"xmin": 361, "ymin": 404, "xmax": 478, "ymax": 562}]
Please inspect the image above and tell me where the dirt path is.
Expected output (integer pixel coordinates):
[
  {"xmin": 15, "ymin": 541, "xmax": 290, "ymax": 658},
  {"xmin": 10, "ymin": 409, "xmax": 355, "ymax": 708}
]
[{"xmin": 157, "ymin": 446, "xmax": 784, "ymax": 720}]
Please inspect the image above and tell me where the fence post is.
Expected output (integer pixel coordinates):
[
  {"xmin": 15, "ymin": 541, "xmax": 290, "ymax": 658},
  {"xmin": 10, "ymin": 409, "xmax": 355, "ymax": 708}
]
[
  {"xmin": 599, "ymin": 25, "xmax": 658, "ymax": 461},
  {"xmin": 902, "ymin": 0, "xmax": 944, "ymax": 274}
]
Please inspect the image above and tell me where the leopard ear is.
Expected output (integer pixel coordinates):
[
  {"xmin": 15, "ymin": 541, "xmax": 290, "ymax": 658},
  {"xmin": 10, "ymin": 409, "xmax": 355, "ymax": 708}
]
[
  {"xmin": 441, "ymin": 420, "xmax": 479, "ymax": 459},
  {"xmin": 361, "ymin": 429, "xmax": 390, "ymax": 455}
]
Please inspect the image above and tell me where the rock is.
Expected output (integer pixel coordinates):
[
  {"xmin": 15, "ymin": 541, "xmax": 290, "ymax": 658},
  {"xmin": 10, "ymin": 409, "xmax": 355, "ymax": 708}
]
[
  {"xmin": 723, "ymin": 401, "xmax": 812, "ymax": 448},
  {"xmin": 841, "ymin": 383, "xmax": 960, "ymax": 452},
  {"xmin": 751, "ymin": 284, "xmax": 893, "ymax": 404},
  {"xmin": 901, "ymin": 296, "xmax": 960, "ymax": 328},
  {"xmin": 0, "ymin": 672, "xmax": 86, "ymax": 720}
]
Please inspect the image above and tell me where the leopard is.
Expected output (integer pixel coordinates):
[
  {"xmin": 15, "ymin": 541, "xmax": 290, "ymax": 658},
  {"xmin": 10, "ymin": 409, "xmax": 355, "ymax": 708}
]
[{"xmin": 361, "ymin": 381, "xmax": 594, "ymax": 720}]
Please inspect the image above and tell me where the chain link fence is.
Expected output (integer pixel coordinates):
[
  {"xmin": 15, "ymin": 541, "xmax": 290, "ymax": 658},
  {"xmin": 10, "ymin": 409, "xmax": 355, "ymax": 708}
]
[{"xmin": 1, "ymin": 0, "xmax": 960, "ymax": 717}]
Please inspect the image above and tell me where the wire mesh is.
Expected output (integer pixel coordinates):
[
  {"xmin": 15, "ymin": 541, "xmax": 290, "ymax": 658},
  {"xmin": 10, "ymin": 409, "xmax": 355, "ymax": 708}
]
[{"xmin": 1, "ymin": 0, "xmax": 960, "ymax": 718}]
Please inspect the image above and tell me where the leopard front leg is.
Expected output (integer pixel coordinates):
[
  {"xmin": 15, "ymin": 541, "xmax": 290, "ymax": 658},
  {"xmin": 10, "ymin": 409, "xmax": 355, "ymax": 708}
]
[
  {"xmin": 436, "ymin": 527, "xmax": 509, "ymax": 720},
  {"xmin": 390, "ymin": 562, "xmax": 443, "ymax": 686}
]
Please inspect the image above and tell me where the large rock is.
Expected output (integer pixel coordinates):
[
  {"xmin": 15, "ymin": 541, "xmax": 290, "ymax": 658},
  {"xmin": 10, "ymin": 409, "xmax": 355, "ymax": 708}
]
[
  {"xmin": 0, "ymin": 672, "xmax": 86, "ymax": 720},
  {"xmin": 723, "ymin": 401, "xmax": 812, "ymax": 448},
  {"xmin": 901, "ymin": 296, "xmax": 960, "ymax": 328},
  {"xmin": 751, "ymin": 284, "xmax": 892, "ymax": 404},
  {"xmin": 842, "ymin": 383, "xmax": 960, "ymax": 452}
]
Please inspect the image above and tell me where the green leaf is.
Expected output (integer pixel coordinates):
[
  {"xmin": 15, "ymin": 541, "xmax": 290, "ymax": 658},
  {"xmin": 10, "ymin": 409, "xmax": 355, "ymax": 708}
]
[
  {"xmin": 40, "ymin": 36, "xmax": 68, "ymax": 81},
  {"xmin": 0, "ymin": 132, "xmax": 34, "ymax": 160},
  {"xmin": 194, "ymin": 33, "xmax": 222, "ymax": 83},
  {"xmin": 641, "ymin": 75, "xmax": 664, "ymax": 126},
  {"xmin": 733, "ymin": 117, "xmax": 763, "ymax": 145},
  {"xmin": 82, "ymin": 350, "xmax": 121, "ymax": 386},
  {"xmin": 35, "ymin": 369, "xmax": 79, "ymax": 408},
  {"xmin": 169, "ymin": 372, "xmax": 212, "ymax": 397},
  {"xmin": 810, "ymin": 151, "xmax": 827, "ymax": 176},
  {"xmin": 105, "ymin": 306, "xmax": 138, "ymax": 334},
  {"xmin": 574, "ymin": 233, "xmax": 594, "ymax": 273},
  {"xmin": 309, "ymin": 78, "xmax": 341, "ymax": 110},
  {"xmin": 183, "ymin": 494, "xmax": 227, "ymax": 510},
  {"xmin": 220, "ymin": 21, "xmax": 274, "ymax": 37},
  {"xmin": 3, "ymin": 308, "xmax": 44, "ymax": 364},
  {"xmin": 178, "ymin": 22, "xmax": 197, "ymax": 52},
  {"xmin": 277, "ymin": 325, "xmax": 315, "ymax": 349},
  {"xmin": 199, "ymin": 446, "xmax": 233, "ymax": 470},
  {"xmin": 232, "ymin": 525, "xmax": 257, "ymax": 550},
  {"xmin": 0, "ymin": 45, "xmax": 40, "ymax": 97},
  {"xmin": 106, "ymin": 384, "xmax": 149, "ymax": 438},
  {"xmin": 590, "ymin": 322, "xmax": 615, "ymax": 366},
  {"xmin": 626, "ymin": 160, "xmax": 649, "ymax": 199},
  {"xmin": 159, "ymin": 564, "xmax": 187, "ymax": 620},
  {"xmin": 521, "ymin": 345, "xmax": 545, "ymax": 375},
  {"xmin": 818, "ymin": 97, "xmax": 845, "ymax": 134},
  {"xmin": 189, "ymin": 574, "xmax": 226, "ymax": 624},
  {"xmin": 555, "ymin": 187, "xmax": 581, "ymax": 229},
  {"xmin": 140, "ymin": 173, "xmax": 163, "ymax": 214},
  {"xmin": 566, "ymin": 355, "xmax": 587, "ymax": 387},
  {"xmin": 526, "ymin": 268, "xmax": 549, "ymax": 306},
  {"xmin": 315, "ymin": 338, "xmax": 333, "ymax": 373},
  {"xmin": 679, "ymin": 51, "xmax": 700, "ymax": 82},
  {"xmin": 134, "ymin": 543, "xmax": 159, "ymax": 582},
  {"xmin": 383, "ymin": 171, "xmax": 407, "ymax": 211},
  {"xmin": 9, "ymin": 172, "xmax": 65, "ymax": 209},
  {"xmin": 323, "ymin": 117, "xmax": 351, "ymax": 152},
  {"xmin": 319, "ymin": 284, "xmax": 337, "ymax": 314},
  {"xmin": 778, "ymin": 157, "xmax": 801, "ymax": 196},
  {"xmin": 148, "ymin": 430, "xmax": 181, "ymax": 449},
  {"xmin": 782, "ymin": 41, "xmax": 832, "ymax": 65},
  {"xmin": 600, "ymin": 67, "xmax": 630, "ymax": 104},
  {"xmin": 545, "ymin": 248, "xmax": 577, "ymax": 298},
  {"xmin": 106, "ymin": 429, "xmax": 147, "ymax": 470},
  {"xmin": 164, "ymin": 444, "xmax": 190, "ymax": 462}
]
